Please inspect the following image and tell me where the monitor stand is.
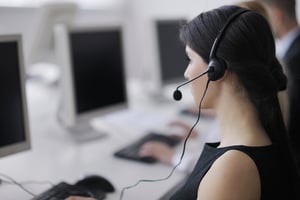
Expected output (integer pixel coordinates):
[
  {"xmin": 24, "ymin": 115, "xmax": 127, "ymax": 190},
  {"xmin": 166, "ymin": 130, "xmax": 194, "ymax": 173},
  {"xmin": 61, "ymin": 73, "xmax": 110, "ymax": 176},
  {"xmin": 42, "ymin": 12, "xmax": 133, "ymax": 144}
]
[{"xmin": 66, "ymin": 122, "xmax": 107, "ymax": 143}]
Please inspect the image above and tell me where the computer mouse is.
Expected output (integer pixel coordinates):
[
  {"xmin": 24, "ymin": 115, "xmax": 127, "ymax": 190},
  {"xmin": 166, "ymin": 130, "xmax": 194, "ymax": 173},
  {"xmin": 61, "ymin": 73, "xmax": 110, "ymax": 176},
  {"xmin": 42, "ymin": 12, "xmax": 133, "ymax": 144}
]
[{"xmin": 75, "ymin": 175, "xmax": 115, "ymax": 193}]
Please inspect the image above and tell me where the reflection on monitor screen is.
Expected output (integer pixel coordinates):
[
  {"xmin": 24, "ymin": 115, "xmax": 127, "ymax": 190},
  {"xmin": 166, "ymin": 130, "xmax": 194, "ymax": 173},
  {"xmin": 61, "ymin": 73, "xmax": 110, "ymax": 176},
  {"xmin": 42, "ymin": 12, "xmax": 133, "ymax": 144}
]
[
  {"xmin": 156, "ymin": 19, "xmax": 188, "ymax": 85},
  {"xmin": 0, "ymin": 35, "xmax": 31, "ymax": 158},
  {"xmin": 55, "ymin": 24, "xmax": 128, "ymax": 142}
]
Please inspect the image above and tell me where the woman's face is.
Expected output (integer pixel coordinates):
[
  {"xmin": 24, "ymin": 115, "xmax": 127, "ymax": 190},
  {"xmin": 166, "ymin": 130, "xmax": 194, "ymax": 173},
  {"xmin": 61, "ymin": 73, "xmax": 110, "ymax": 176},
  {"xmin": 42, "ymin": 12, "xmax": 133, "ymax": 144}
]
[{"xmin": 184, "ymin": 46, "xmax": 216, "ymax": 108}]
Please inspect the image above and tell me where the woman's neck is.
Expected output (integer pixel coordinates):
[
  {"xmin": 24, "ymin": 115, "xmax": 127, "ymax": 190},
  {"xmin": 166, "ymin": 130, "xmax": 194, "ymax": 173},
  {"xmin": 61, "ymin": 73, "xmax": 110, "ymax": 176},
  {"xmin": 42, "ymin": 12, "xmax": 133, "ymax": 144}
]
[{"xmin": 215, "ymin": 85, "xmax": 271, "ymax": 148}]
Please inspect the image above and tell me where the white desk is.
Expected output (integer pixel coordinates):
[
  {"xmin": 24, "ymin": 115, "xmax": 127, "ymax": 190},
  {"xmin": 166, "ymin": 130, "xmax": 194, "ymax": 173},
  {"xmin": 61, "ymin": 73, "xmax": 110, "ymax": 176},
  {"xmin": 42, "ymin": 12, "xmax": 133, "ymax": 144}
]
[{"xmin": 0, "ymin": 79, "xmax": 213, "ymax": 200}]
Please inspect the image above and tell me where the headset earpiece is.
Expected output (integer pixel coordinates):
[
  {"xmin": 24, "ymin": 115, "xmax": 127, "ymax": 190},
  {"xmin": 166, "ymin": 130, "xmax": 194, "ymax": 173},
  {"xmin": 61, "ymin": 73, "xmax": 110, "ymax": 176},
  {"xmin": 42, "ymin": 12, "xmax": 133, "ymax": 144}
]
[{"xmin": 207, "ymin": 57, "xmax": 227, "ymax": 81}]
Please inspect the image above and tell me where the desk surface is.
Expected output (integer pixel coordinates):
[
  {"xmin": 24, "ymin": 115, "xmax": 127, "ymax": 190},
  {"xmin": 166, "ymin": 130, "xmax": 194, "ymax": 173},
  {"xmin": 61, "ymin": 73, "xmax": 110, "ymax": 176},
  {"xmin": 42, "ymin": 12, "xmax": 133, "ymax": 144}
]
[{"xmin": 0, "ymin": 79, "xmax": 212, "ymax": 200}]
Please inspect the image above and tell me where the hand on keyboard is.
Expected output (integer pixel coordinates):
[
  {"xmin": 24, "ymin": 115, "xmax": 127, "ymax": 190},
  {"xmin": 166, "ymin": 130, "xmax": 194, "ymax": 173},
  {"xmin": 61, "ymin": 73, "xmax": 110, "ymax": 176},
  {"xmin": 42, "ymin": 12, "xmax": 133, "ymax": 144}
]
[
  {"xmin": 114, "ymin": 132, "xmax": 181, "ymax": 164},
  {"xmin": 139, "ymin": 141, "xmax": 175, "ymax": 165}
]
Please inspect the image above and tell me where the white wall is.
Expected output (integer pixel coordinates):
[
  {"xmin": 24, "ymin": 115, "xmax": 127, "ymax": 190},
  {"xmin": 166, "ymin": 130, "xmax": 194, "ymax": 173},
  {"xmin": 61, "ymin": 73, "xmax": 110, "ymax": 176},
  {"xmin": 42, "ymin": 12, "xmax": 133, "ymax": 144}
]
[{"xmin": 0, "ymin": 7, "xmax": 37, "ymax": 64}]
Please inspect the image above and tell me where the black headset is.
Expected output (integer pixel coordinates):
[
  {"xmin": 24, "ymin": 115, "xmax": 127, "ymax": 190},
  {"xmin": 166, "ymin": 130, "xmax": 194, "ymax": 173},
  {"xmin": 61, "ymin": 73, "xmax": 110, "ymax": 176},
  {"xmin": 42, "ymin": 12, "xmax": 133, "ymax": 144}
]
[
  {"xmin": 207, "ymin": 9, "xmax": 249, "ymax": 81},
  {"xmin": 173, "ymin": 9, "xmax": 249, "ymax": 101}
]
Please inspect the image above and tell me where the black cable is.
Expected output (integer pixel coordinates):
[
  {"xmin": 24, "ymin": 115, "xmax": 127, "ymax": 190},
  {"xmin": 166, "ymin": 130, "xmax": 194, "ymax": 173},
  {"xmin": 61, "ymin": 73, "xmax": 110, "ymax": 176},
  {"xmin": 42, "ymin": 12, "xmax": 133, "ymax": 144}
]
[
  {"xmin": 0, "ymin": 173, "xmax": 37, "ymax": 197},
  {"xmin": 4, "ymin": 180, "xmax": 55, "ymax": 187},
  {"xmin": 119, "ymin": 79, "xmax": 211, "ymax": 200}
]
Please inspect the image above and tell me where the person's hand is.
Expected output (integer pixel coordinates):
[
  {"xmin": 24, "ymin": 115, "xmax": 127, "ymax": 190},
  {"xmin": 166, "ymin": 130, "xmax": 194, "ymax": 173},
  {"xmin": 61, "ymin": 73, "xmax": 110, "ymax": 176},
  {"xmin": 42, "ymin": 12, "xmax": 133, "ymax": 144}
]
[
  {"xmin": 139, "ymin": 141, "xmax": 175, "ymax": 165},
  {"xmin": 65, "ymin": 196, "xmax": 96, "ymax": 200}
]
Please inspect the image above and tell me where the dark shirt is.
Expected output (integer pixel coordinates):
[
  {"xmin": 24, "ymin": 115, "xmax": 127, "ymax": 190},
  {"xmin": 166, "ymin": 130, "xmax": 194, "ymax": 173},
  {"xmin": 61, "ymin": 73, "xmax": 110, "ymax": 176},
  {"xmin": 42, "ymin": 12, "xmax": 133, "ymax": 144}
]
[
  {"xmin": 282, "ymin": 32, "xmax": 300, "ymax": 171},
  {"xmin": 171, "ymin": 142, "xmax": 290, "ymax": 200}
]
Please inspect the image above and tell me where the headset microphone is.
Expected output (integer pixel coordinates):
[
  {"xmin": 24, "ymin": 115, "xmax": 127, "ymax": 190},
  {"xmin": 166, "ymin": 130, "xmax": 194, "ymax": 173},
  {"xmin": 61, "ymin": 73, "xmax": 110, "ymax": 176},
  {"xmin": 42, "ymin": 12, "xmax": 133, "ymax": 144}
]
[
  {"xmin": 173, "ymin": 90, "xmax": 182, "ymax": 101},
  {"xmin": 173, "ymin": 67, "xmax": 213, "ymax": 101}
]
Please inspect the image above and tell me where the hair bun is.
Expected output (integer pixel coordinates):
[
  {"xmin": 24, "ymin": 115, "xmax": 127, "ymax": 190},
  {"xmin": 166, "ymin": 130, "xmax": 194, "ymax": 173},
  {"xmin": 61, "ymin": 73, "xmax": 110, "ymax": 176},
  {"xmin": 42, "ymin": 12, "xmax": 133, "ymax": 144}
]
[{"xmin": 271, "ymin": 58, "xmax": 287, "ymax": 91}]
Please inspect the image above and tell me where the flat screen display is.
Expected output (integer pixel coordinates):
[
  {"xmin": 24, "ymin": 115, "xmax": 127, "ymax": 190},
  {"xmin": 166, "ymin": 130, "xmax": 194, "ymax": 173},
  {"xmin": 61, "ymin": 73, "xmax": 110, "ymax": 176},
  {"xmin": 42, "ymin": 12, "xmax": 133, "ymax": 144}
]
[
  {"xmin": 0, "ymin": 41, "xmax": 26, "ymax": 147},
  {"xmin": 69, "ymin": 29, "xmax": 127, "ymax": 115},
  {"xmin": 156, "ymin": 19, "xmax": 188, "ymax": 84}
]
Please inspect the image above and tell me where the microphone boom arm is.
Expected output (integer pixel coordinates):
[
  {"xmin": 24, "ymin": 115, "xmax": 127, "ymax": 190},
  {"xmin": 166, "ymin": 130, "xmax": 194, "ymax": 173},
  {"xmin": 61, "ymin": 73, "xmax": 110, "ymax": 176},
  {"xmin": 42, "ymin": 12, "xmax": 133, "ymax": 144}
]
[{"xmin": 175, "ymin": 69, "xmax": 210, "ymax": 90}]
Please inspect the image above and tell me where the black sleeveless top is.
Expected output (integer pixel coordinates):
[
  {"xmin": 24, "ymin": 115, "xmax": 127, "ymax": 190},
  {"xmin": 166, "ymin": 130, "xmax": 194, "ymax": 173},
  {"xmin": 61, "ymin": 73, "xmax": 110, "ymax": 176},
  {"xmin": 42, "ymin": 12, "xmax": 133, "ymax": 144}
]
[{"xmin": 171, "ymin": 142, "xmax": 290, "ymax": 200}]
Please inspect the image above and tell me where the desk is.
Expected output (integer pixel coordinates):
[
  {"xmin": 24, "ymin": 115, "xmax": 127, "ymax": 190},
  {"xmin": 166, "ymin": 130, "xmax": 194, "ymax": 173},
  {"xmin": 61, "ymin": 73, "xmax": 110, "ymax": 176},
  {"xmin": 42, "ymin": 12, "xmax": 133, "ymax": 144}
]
[{"xmin": 0, "ymin": 79, "xmax": 212, "ymax": 200}]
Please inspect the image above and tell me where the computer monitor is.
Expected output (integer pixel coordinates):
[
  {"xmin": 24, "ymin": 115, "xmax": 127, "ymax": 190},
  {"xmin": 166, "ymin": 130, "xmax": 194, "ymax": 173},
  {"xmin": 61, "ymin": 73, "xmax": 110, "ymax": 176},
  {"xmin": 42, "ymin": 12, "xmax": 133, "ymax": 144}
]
[
  {"xmin": 0, "ymin": 34, "xmax": 31, "ymax": 158},
  {"xmin": 54, "ymin": 24, "xmax": 128, "ymax": 142},
  {"xmin": 147, "ymin": 18, "xmax": 188, "ymax": 99},
  {"xmin": 156, "ymin": 19, "xmax": 187, "ymax": 85}
]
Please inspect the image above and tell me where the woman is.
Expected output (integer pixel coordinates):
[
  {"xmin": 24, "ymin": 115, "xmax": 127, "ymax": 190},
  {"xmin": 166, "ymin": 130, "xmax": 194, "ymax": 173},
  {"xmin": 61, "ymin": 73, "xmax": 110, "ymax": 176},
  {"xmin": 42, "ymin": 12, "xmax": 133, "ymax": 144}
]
[
  {"xmin": 67, "ymin": 5, "xmax": 299, "ymax": 200},
  {"xmin": 171, "ymin": 5, "xmax": 299, "ymax": 200}
]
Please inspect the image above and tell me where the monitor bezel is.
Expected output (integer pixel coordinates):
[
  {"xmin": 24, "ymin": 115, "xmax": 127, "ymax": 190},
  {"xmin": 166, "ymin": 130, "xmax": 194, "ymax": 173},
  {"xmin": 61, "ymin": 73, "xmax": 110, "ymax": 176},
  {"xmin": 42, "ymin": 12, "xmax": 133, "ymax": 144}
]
[
  {"xmin": 55, "ymin": 23, "xmax": 128, "ymax": 128},
  {"xmin": 0, "ymin": 34, "xmax": 31, "ymax": 158}
]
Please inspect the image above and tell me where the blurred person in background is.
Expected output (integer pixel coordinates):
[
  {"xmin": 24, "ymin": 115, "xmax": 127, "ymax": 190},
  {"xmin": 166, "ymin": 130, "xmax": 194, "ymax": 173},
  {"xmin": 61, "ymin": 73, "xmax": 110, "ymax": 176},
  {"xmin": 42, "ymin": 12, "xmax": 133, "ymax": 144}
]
[{"xmin": 258, "ymin": 0, "xmax": 300, "ymax": 172}]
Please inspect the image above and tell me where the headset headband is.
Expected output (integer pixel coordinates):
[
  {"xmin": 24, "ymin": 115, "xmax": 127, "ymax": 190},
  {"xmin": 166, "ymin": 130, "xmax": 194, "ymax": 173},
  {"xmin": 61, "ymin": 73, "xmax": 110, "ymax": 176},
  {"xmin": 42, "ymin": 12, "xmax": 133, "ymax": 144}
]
[{"xmin": 209, "ymin": 9, "xmax": 250, "ymax": 60}]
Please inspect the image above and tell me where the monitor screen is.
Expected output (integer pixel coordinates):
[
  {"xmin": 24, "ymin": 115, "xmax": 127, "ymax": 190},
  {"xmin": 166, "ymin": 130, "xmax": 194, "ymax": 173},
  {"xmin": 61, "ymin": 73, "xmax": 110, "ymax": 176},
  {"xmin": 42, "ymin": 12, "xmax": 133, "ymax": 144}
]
[
  {"xmin": 55, "ymin": 24, "xmax": 128, "ymax": 129},
  {"xmin": 69, "ymin": 29, "xmax": 127, "ymax": 115},
  {"xmin": 0, "ymin": 35, "xmax": 30, "ymax": 158},
  {"xmin": 156, "ymin": 19, "xmax": 188, "ymax": 85}
]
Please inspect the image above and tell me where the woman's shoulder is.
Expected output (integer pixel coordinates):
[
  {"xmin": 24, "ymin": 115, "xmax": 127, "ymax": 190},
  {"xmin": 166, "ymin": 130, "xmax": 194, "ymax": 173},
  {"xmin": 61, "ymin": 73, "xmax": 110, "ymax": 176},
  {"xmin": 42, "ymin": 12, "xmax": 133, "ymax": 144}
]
[{"xmin": 197, "ymin": 149, "xmax": 260, "ymax": 200}]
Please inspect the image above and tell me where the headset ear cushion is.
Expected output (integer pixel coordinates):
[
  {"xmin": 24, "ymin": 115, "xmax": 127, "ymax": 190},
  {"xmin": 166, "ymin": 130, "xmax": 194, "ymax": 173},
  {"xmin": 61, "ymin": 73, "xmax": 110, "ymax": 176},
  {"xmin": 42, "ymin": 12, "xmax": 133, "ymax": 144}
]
[{"xmin": 207, "ymin": 58, "xmax": 227, "ymax": 81}]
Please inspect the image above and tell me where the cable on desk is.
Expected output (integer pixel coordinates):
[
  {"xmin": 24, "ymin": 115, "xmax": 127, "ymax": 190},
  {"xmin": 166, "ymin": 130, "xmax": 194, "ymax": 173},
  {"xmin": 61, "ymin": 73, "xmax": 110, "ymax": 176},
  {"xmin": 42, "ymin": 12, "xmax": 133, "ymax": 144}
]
[
  {"xmin": 3, "ymin": 179, "xmax": 55, "ymax": 187},
  {"xmin": 119, "ymin": 80, "xmax": 210, "ymax": 200},
  {"xmin": 0, "ymin": 173, "xmax": 37, "ymax": 197}
]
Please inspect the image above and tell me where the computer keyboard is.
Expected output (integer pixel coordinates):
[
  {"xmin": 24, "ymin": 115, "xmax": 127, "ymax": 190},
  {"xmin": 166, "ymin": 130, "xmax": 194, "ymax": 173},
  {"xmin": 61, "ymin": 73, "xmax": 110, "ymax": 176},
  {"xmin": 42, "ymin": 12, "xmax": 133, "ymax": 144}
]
[
  {"xmin": 114, "ymin": 132, "xmax": 181, "ymax": 163},
  {"xmin": 32, "ymin": 181, "xmax": 106, "ymax": 200}
]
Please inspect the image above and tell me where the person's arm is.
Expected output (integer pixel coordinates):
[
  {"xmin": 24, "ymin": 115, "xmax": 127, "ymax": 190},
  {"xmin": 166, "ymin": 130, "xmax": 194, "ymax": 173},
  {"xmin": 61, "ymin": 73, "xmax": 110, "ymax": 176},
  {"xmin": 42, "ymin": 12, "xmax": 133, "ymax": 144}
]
[{"xmin": 197, "ymin": 150, "xmax": 260, "ymax": 200}]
